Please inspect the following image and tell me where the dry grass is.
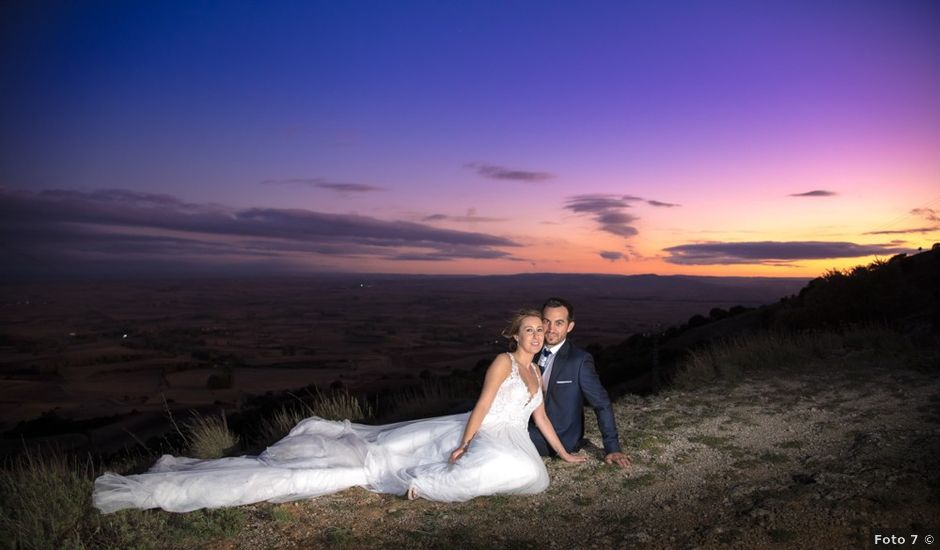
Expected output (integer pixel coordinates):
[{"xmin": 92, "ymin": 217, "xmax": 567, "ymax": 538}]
[
  {"xmin": 307, "ymin": 388, "xmax": 374, "ymax": 422},
  {"xmin": 0, "ymin": 448, "xmax": 95, "ymax": 549},
  {"xmin": 672, "ymin": 326, "xmax": 913, "ymax": 389},
  {"xmin": 257, "ymin": 405, "xmax": 310, "ymax": 446},
  {"xmin": 381, "ymin": 378, "xmax": 476, "ymax": 422},
  {"xmin": 257, "ymin": 388, "xmax": 375, "ymax": 446},
  {"xmin": 186, "ymin": 410, "xmax": 240, "ymax": 459}
]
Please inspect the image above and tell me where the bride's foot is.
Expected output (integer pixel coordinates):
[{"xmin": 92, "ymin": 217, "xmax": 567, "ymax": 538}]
[{"xmin": 407, "ymin": 486, "xmax": 418, "ymax": 501}]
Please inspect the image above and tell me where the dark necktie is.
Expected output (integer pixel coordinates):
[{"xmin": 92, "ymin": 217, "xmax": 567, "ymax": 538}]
[{"xmin": 538, "ymin": 348, "xmax": 552, "ymax": 373}]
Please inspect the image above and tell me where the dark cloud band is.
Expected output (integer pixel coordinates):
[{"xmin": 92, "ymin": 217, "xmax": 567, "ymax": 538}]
[
  {"xmin": 465, "ymin": 163, "xmax": 553, "ymax": 182},
  {"xmin": 663, "ymin": 240, "xmax": 912, "ymax": 265},
  {"xmin": 564, "ymin": 194, "xmax": 639, "ymax": 239},
  {"xmin": 260, "ymin": 178, "xmax": 384, "ymax": 193},
  {"xmin": 789, "ymin": 190, "xmax": 837, "ymax": 197},
  {"xmin": 0, "ymin": 188, "xmax": 519, "ymax": 278},
  {"xmin": 422, "ymin": 211, "xmax": 506, "ymax": 223}
]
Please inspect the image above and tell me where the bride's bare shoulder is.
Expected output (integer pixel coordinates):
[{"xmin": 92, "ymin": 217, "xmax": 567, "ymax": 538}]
[{"xmin": 484, "ymin": 353, "xmax": 512, "ymax": 377}]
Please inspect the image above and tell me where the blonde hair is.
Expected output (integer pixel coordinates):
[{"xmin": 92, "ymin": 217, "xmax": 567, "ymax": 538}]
[{"xmin": 501, "ymin": 309, "xmax": 542, "ymax": 351}]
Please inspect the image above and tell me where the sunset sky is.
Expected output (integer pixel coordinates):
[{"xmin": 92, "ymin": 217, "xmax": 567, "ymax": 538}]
[{"xmin": 1, "ymin": 1, "xmax": 938, "ymax": 280}]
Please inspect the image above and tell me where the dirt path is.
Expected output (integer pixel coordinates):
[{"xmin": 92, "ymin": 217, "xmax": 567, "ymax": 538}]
[{"xmin": 213, "ymin": 364, "xmax": 940, "ymax": 549}]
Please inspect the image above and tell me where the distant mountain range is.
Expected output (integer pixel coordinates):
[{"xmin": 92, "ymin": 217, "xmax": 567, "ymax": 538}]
[{"xmin": 342, "ymin": 272, "xmax": 810, "ymax": 304}]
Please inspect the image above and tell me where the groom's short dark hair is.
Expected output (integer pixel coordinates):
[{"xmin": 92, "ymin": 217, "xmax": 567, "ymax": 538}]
[{"xmin": 542, "ymin": 297, "xmax": 574, "ymax": 321}]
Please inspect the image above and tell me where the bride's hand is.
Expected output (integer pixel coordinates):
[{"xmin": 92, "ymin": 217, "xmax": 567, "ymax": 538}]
[
  {"xmin": 448, "ymin": 447, "xmax": 466, "ymax": 464},
  {"xmin": 559, "ymin": 451, "xmax": 588, "ymax": 464}
]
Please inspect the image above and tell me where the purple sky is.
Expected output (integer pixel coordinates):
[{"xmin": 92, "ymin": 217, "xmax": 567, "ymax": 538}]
[{"xmin": 1, "ymin": 1, "xmax": 938, "ymax": 279}]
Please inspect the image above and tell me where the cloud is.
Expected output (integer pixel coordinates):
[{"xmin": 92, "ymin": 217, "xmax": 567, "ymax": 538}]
[
  {"xmin": 595, "ymin": 211, "xmax": 636, "ymax": 225},
  {"xmin": 421, "ymin": 208, "xmax": 506, "ymax": 223},
  {"xmin": 0, "ymin": 188, "xmax": 521, "ymax": 279},
  {"xmin": 260, "ymin": 178, "xmax": 384, "ymax": 193},
  {"xmin": 600, "ymin": 224, "xmax": 639, "ymax": 237},
  {"xmin": 911, "ymin": 208, "xmax": 939, "ymax": 223},
  {"xmin": 564, "ymin": 194, "xmax": 639, "ymax": 239},
  {"xmin": 465, "ymin": 163, "xmax": 553, "ymax": 183},
  {"xmin": 314, "ymin": 182, "xmax": 384, "ymax": 193},
  {"xmin": 565, "ymin": 194, "xmax": 632, "ymax": 213},
  {"xmin": 563, "ymin": 194, "xmax": 678, "ymax": 231},
  {"xmin": 864, "ymin": 208, "xmax": 940, "ymax": 235},
  {"xmin": 599, "ymin": 251, "xmax": 626, "ymax": 261},
  {"xmin": 789, "ymin": 190, "xmax": 837, "ymax": 197},
  {"xmin": 864, "ymin": 226, "xmax": 939, "ymax": 235},
  {"xmin": 663, "ymin": 240, "xmax": 912, "ymax": 265},
  {"xmin": 38, "ymin": 188, "xmax": 195, "ymax": 209},
  {"xmin": 391, "ymin": 245, "xmax": 514, "ymax": 261}
]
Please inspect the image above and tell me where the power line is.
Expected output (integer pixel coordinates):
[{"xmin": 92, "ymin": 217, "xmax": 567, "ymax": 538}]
[{"xmin": 866, "ymin": 194, "xmax": 940, "ymax": 236}]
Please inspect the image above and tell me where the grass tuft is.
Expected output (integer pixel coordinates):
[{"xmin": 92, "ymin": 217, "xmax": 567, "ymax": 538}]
[
  {"xmin": 323, "ymin": 525, "xmax": 356, "ymax": 546},
  {"xmin": 0, "ymin": 447, "xmax": 94, "ymax": 549},
  {"xmin": 256, "ymin": 387, "xmax": 375, "ymax": 446},
  {"xmin": 307, "ymin": 387, "xmax": 374, "ymax": 421},
  {"xmin": 186, "ymin": 410, "xmax": 240, "ymax": 459},
  {"xmin": 257, "ymin": 405, "xmax": 310, "ymax": 446},
  {"xmin": 621, "ymin": 473, "xmax": 655, "ymax": 490},
  {"xmin": 271, "ymin": 505, "xmax": 294, "ymax": 523}
]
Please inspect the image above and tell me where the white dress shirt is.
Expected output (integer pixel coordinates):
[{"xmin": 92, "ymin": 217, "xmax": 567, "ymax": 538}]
[{"xmin": 539, "ymin": 340, "xmax": 565, "ymax": 391}]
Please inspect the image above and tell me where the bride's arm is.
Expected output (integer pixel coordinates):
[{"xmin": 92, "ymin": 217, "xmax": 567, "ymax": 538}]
[
  {"xmin": 449, "ymin": 355, "xmax": 511, "ymax": 463},
  {"xmin": 532, "ymin": 404, "xmax": 588, "ymax": 463}
]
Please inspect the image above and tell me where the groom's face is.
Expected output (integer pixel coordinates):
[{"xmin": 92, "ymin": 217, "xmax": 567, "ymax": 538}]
[{"xmin": 542, "ymin": 306, "xmax": 574, "ymax": 346}]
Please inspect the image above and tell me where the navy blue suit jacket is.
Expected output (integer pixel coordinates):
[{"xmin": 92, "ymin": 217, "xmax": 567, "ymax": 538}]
[{"xmin": 528, "ymin": 341, "xmax": 622, "ymax": 456}]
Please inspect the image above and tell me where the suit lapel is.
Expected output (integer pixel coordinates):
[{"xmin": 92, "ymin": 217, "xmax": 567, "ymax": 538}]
[{"xmin": 545, "ymin": 341, "xmax": 570, "ymax": 405}]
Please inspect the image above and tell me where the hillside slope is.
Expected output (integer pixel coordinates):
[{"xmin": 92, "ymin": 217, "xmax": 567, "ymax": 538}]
[
  {"xmin": 593, "ymin": 246, "xmax": 940, "ymax": 393},
  {"xmin": 190, "ymin": 345, "xmax": 938, "ymax": 549}
]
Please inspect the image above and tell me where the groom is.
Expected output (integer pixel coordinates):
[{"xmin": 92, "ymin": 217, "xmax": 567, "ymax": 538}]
[{"xmin": 528, "ymin": 297, "xmax": 630, "ymax": 468}]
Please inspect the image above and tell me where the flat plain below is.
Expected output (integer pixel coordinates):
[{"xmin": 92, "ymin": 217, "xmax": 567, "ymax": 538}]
[{"xmin": 0, "ymin": 274, "xmax": 805, "ymax": 452}]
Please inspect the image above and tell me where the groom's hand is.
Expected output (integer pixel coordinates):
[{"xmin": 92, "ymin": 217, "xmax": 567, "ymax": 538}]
[{"xmin": 604, "ymin": 451, "xmax": 631, "ymax": 468}]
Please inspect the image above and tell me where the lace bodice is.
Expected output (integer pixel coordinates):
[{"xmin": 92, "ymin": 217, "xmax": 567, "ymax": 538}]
[{"xmin": 480, "ymin": 353, "xmax": 543, "ymax": 430}]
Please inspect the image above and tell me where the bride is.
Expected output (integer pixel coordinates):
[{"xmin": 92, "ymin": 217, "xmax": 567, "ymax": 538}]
[{"xmin": 93, "ymin": 310, "xmax": 586, "ymax": 513}]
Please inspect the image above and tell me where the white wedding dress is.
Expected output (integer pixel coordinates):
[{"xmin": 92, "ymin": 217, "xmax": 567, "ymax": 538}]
[{"xmin": 93, "ymin": 354, "xmax": 549, "ymax": 513}]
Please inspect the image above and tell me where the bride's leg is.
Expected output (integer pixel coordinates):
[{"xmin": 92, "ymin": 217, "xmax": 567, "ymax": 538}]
[{"xmin": 407, "ymin": 486, "xmax": 419, "ymax": 500}]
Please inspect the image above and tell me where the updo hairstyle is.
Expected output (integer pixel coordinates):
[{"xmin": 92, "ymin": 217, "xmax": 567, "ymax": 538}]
[{"xmin": 500, "ymin": 309, "xmax": 542, "ymax": 351}]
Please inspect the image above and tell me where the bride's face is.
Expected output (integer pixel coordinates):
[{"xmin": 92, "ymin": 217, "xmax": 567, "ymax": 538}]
[{"xmin": 515, "ymin": 316, "xmax": 545, "ymax": 353}]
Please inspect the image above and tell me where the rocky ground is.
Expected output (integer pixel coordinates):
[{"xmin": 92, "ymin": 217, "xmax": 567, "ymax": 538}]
[{"xmin": 199, "ymin": 361, "xmax": 939, "ymax": 549}]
